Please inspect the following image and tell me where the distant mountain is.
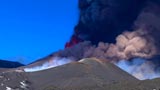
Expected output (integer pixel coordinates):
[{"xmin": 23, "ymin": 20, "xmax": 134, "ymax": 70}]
[{"xmin": 0, "ymin": 59, "xmax": 24, "ymax": 68}]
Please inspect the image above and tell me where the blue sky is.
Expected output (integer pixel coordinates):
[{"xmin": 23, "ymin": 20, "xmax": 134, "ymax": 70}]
[{"xmin": 0, "ymin": 0, "xmax": 79, "ymax": 64}]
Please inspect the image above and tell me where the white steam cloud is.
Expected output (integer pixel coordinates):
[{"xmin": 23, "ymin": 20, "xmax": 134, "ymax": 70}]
[
  {"xmin": 24, "ymin": 57, "xmax": 73, "ymax": 72},
  {"xmin": 115, "ymin": 58, "xmax": 160, "ymax": 80}
]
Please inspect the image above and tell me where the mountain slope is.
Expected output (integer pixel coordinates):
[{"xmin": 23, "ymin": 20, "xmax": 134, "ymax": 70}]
[
  {"xmin": 28, "ymin": 58, "xmax": 137, "ymax": 90},
  {"xmin": 0, "ymin": 58, "xmax": 137, "ymax": 90},
  {"xmin": 1, "ymin": 58, "xmax": 160, "ymax": 90}
]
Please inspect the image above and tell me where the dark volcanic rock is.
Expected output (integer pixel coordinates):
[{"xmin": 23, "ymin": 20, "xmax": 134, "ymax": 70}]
[{"xmin": 0, "ymin": 59, "xmax": 24, "ymax": 68}]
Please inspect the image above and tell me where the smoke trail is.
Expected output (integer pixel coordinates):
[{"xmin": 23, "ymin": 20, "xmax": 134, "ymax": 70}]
[
  {"xmin": 24, "ymin": 57, "xmax": 73, "ymax": 72},
  {"xmin": 115, "ymin": 58, "xmax": 160, "ymax": 80}
]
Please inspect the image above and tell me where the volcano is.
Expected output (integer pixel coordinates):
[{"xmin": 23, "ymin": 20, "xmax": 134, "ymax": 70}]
[
  {"xmin": 1, "ymin": 0, "xmax": 160, "ymax": 90},
  {"xmin": 0, "ymin": 58, "xmax": 160, "ymax": 90}
]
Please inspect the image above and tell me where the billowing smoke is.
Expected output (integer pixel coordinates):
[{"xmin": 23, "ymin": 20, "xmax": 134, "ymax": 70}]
[
  {"xmin": 62, "ymin": 0, "xmax": 160, "ymax": 80},
  {"xmin": 69, "ymin": 0, "xmax": 147, "ymax": 44},
  {"xmin": 116, "ymin": 58, "xmax": 160, "ymax": 80},
  {"xmin": 82, "ymin": 28, "xmax": 159, "ymax": 61},
  {"xmin": 66, "ymin": 0, "xmax": 160, "ymax": 60},
  {"xmin": 24, "ymin": 57, "xmax": 73, "ymax": 72},
  {"xmin": 108, "ymin": 29, "xmax": 158, "ymax": 60}
]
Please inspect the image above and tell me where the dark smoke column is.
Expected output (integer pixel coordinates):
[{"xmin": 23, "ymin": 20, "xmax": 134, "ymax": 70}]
[{"xmin": 67, "ymin": 0, "xmax": 147, "ymax": 46}]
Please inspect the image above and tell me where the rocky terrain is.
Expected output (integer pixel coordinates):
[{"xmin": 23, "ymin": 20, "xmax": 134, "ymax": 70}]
[{"xmin": 0, "ymin": 58, "xmax": 160, "ymax": 90}]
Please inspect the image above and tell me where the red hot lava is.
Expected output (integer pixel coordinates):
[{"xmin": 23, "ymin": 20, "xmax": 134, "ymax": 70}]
[{"xmin": 65, "ymin": 35, "xmax": 83, "ymax": 48}]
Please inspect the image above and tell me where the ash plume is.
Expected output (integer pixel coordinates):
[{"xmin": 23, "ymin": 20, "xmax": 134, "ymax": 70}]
[
  {"xmin": 72, "ymin": 0, "xmax": 147, "ymax": 44},
  {"xmin": 61, "ymin": 0, "xmax": 160, "ymax": 80},
  {"xmin": 67, "ymin": 0, "xmax": 160, "ymax": 59},
  {"xmin": 66, "ymin": 0, "xmax": 160, "ymax": 59},
  {"xmin": 25, "ymin": 0, "xmax": 160, "ymax": 80}
]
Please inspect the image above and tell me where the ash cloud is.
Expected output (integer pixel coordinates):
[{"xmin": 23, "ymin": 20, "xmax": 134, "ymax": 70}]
[
  {"xmin": 70, "ymin": 0, "xmax": 160, "ymax": 58},
  {"xmin": 82, "ymin": 29, "xmax": 158, "ymax": 61},
  {"xmin": 68, "ymin": 0, "xmax": 160, "ymax": 61},
  {"xmin": 74, "ymin": 0, "xmax": 147, "ymax": 44},
  {"xmin": 53, "ymin": 1, "xmax": 160, "ymax": 63},
  {"xmin": 57, "ymin": 0, "xmax": 160, "ymax": 80}
]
